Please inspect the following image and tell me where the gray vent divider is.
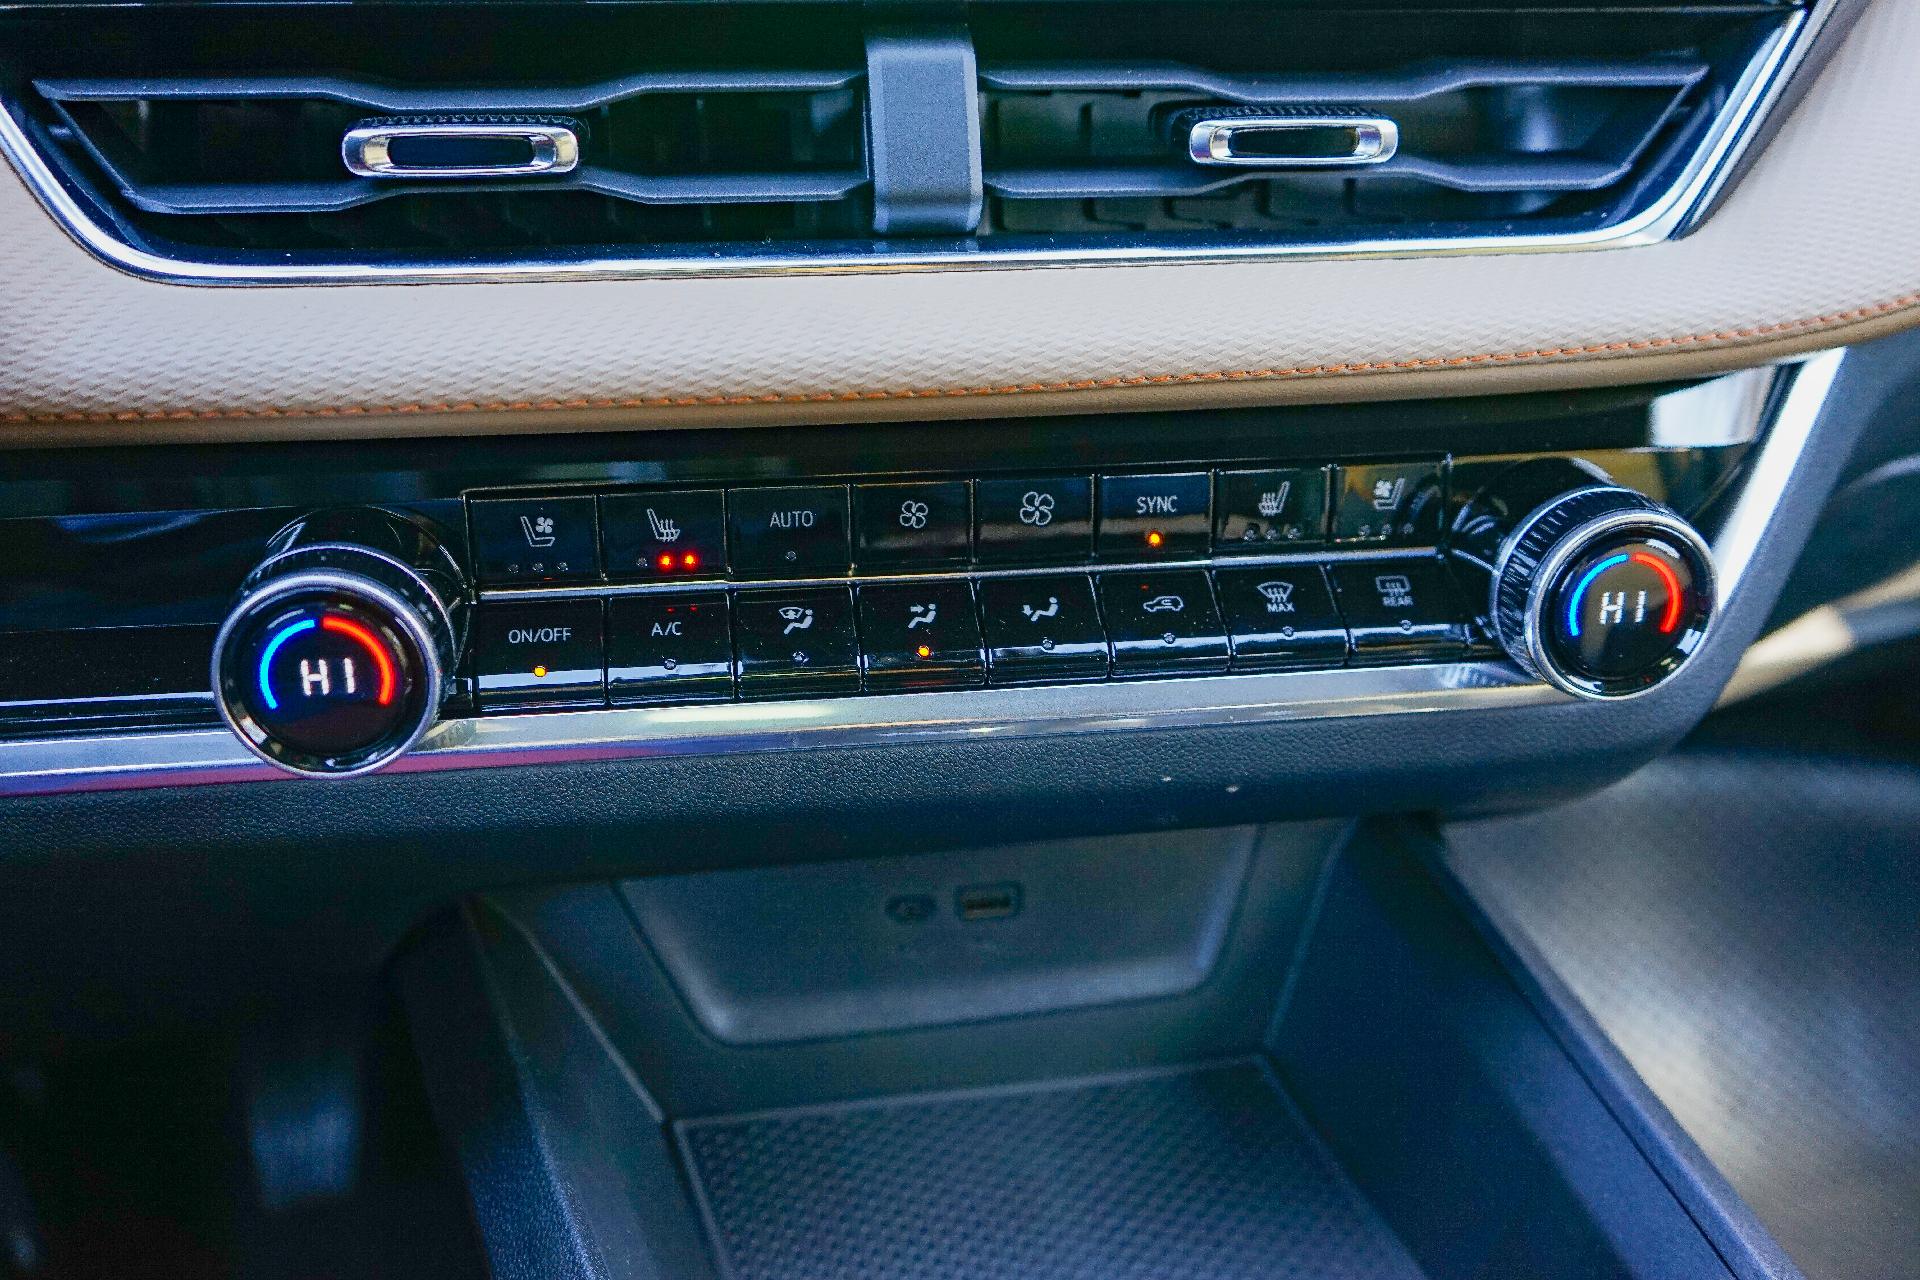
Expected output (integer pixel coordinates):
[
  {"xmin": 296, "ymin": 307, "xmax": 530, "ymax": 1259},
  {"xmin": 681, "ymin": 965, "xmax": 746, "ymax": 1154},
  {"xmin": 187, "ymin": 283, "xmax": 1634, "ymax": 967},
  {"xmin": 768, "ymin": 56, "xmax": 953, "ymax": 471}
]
[{"xmin": 864, "ymin": 24, "xmax": 984, "ymax": 235}]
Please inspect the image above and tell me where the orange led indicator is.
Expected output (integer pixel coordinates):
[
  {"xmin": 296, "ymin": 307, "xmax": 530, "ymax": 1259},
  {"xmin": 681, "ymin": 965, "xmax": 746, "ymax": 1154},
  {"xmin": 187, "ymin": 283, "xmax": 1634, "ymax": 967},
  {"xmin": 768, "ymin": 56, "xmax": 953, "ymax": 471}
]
[
  {"xmin": 916, "ymin": 644, "xmax": 933, "ymax": 659},
  {"xmin": 533, "ymin": 665, "xmax": 548, "ymax": 678},
  {"xmin": 1146, "ymin": 530, "xmax": 1164, "ymax": 548}
]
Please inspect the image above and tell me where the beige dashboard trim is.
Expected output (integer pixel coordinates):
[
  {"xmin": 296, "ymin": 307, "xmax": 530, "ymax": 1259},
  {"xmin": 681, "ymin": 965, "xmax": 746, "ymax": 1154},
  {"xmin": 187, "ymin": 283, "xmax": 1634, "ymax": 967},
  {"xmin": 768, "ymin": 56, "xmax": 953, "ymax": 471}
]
[
  {"xmin": 2, "ymin": 289, "xmax": 1914, "ymax": 429},
  {"xmin": 0, "ymin": 0, "xmax": 1916, "ymax": 446}
]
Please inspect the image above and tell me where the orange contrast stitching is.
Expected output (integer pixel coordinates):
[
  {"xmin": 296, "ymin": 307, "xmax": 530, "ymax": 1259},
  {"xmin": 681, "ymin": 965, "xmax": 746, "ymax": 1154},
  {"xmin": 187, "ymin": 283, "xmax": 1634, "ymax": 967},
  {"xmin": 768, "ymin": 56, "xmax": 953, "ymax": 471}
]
[{"xmin": 6, "ymin": 290, "xmax": 1919, "ymax": 426}]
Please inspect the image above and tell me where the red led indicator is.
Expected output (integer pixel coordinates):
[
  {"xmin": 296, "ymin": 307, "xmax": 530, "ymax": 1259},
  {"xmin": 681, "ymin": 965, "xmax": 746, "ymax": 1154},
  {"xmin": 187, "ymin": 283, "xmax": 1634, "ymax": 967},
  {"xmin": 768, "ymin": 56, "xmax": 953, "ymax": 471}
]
[
  {"xmin": 320, "ymin": 615, "xmax": 396, "ymax": 705},
  {"xmin": 657, "ymin": 553, "xmax": 675, "ymax": 571},
  {"xmin": 1630, "ymin": 551, "xmax": 1686, "ymax": 633},
  {"xmin": 682, "ymin": 552, "xmax": 699, "ymax": 569}
]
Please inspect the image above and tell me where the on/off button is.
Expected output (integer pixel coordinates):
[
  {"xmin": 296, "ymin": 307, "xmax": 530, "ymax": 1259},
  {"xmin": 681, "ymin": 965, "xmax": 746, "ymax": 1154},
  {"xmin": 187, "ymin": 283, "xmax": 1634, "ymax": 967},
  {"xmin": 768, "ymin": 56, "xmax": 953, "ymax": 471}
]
[{"xmin": 473, "ymin": 599, "xmax": 606, "ymax": 709}]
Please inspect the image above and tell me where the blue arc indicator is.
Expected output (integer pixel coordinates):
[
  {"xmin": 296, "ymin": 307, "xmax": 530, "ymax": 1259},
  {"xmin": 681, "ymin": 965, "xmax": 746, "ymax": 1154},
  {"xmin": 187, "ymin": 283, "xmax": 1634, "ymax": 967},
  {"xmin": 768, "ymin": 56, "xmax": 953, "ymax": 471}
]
[
  {"xmin": 257, "ymin": 618, "xmax": 317, "ymax": 711},
  {"xmin": 1565, "ymin": 553, "xmax": 1630, "ymax": 638}
]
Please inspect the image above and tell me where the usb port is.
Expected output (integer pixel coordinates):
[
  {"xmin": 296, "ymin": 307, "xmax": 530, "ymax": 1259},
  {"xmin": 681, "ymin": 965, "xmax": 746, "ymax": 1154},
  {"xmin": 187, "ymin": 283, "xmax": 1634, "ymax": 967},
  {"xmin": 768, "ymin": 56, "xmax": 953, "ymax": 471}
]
[{"xmin": 955, "ymin": 882, "xmax": 1022, "ymax": 922}]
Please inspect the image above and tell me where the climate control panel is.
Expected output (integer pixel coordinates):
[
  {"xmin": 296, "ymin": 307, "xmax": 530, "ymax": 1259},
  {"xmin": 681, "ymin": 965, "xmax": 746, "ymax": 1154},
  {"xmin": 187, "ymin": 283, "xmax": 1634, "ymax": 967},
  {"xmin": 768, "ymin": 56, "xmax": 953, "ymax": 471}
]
[
  {"xmin": 459, "ymin": 462, "xmax": 1469, "ymax": 724},
  {"xmin": 0, "ymin": 381, "xmax": 1762, "ymax": 784}
]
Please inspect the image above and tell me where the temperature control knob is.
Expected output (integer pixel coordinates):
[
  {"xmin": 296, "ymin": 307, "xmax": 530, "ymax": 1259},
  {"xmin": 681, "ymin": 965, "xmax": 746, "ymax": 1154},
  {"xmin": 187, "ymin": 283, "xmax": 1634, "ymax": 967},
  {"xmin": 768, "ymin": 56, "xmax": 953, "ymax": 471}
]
[
  {"xmin": 212, "ymin": 509, "xmax": 468, "ymax": 777},
  {"xmin": 1486, "ymin": 486, "xmax": 1717, "ymax": 700}
]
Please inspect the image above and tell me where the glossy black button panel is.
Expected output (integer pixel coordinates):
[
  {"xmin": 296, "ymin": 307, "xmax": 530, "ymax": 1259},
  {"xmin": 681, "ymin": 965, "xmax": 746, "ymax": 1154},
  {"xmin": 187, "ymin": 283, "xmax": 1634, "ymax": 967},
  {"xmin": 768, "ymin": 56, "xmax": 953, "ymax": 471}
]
[
  {"xmin": 607, "ymin": 594, "xmax": 734, "ymax": 705},
  {"xmin": 1325, "ymin": 560, "xmax": 1472, "ymax": 664},
  {"xmin": 601, "ymin": 491, "xmax": 726, "ymax": 581},
  {"xmin": 853, "ymin": 481, "xmax": 972, "ymax": 568},
  {"xmin": 1097, "ymin": 571, "xmax": 1230, "ymax": 677},
  {"xmin": 1097, "ymin": 472, "xmax": 1211, "ymax": 559},
  {"xmin": 472, "ymin": 599, "xmax": 606, "ymax": 709},
  {"xmin": 733, "ymin": 587, "xmax": 860, "ymax": 698},
  {"xmin": 464, "ymin": 458, "xmax": 1477, "ymax": 715},
  {"xmin": 1215, "ymin": 468, "xmax": 1330, "ymax": 551},
  {"xmin": 1330, "ymin": 462, "xmax": 1446, "ymax": 546},
  {"xmin": 977, "ymin": 575, "xmax": 1108, "ymax": 685},
  {"xmin": 856, "ymin": 580, "xmax": 984, "ymax": 691},
  {"xmin": 727, "ymin": 486, "xmax": 852, "ymax": 578},
  {"xmin": 1213, "ymin": 566, "xmax": 1348, "ymax": 671},
  {"xmin": 975, "ymin": 476, "xmax": 1094, "ymax": 564},
  {"xmin": 471, "ymin": 495, "xmax": 600, "ymax": 584}
]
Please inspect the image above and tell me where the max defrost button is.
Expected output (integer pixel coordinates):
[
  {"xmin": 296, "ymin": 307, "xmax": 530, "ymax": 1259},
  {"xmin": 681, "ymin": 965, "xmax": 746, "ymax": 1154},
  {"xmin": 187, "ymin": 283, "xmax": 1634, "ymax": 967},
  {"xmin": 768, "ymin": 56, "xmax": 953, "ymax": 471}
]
[
  {"xmin": 977, "ymin": 575, "xmax": 1108, "ymax": 684},
  {"xmin": 607, "ymin": 594, "xmax": 734, "ymax": 705},
  {"xmin": 1213, "ymin": 566, "xmax": 1347, "ymax": 670},
  {"xmin": 473, "ymin": 599, "xmax": 605, "ymax": 709},
  {"xmin": 733, "ymin": 587, "xmax": 860, "ymax": 699}
]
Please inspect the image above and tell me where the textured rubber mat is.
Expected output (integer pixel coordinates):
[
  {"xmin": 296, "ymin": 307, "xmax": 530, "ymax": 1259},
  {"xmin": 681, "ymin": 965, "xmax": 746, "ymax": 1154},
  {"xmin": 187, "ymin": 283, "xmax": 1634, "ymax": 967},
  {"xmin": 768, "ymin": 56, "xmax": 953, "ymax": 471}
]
[
  {"xmin": 677, "ymin": 1060, "xmax": 1424, "ymax": 1280},
  {"xmin": 1447, "ymin": 752, "xmax": 1920, "ymax": 1280}
]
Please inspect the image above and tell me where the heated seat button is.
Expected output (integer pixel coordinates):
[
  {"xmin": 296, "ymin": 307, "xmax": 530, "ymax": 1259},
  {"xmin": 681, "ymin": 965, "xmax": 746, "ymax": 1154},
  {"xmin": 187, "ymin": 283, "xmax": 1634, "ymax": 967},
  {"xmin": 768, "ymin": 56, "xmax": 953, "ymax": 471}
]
[
  {"xmin": 853, "ymin": 481, "xmax": 972, "ymax": 568},
  {"xmin": 1326, "ymin": 560, "xmax": 1472, "ymax": 664},
  {"xmin": 1098, "ymin": 571, "xmax": 1230, "ymax": 677},
  {"xmin": 1330, "ymin": 462, "xmax": 1446, "ymax": 546},
  {"xmin": 607, "ymin": 594, "xmax": 734, "ymax": 705},
  {"xmin": 1215, "ymin": 467, "xmax": 1330, "ymax": 550},
  {"xmin": 727, "ymin": 485, "xmax": 851, "ymax": 578},
  {"xmin": 977, "ymin": 575, "xmax": 1108, "ymax": 685},
  {"xmin": 1097, "ymin": 472, "xmax": 1211, "ymax": 558},
  {"xmin": 856, "ymin": 581, "xmax": 984, "ymax": 691},
  {"xmin": 472, "ymin": 599, "xmax": 605, "ymax": 709},
  {"xmin": 1213, "ymin": 566, "xmax": 1347, "ymax": 671},
  {"xmin": 470, "ymin": 496, "xmax": 600, "ymax": 583},
  {"xmin": 975, "ymin": 476, "xmax": 1094, "ymax": 564},
  {"xmin": 601, "ymin": 491, "xmax": 726, "ymax": 580},
  {"xmin": 733, "ymin": 586, "xmax": 860, "ymax": 698}
]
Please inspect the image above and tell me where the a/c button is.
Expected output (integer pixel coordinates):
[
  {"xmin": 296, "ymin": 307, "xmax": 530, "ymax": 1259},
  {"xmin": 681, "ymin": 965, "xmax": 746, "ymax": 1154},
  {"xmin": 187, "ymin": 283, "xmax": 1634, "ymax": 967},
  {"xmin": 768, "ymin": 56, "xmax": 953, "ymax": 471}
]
[
  {"xmin": 608, "ymin": 594, "xmax": 734, "ymax": 705},
  {"xmin": 473, "ymin": 600, "xmax": 605, "ymax": 710}
]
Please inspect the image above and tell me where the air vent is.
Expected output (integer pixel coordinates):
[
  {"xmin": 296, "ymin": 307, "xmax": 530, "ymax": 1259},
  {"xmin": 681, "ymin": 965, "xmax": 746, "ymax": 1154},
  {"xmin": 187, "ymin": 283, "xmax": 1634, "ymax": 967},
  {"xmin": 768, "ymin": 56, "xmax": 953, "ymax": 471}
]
[{"xmin": 0, "ymin": 1, "xmax": 1818, "ymax": 280}]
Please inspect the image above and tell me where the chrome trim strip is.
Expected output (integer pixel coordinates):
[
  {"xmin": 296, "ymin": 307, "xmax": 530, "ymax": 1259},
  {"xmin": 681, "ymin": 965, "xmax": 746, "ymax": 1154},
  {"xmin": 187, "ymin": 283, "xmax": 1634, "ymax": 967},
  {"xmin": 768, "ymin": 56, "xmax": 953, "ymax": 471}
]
[
  {"xmin": 0, "ymin": 8, "xmax": 1813, "ymax": 285},
  {"xmin": 482, "ymin": 545, "xmax": 1446, "ymax": 602},
  {"xmin": 0, "ymin": 661, "xmax": 1555, "ymax": 797},
  {"xmin": 0, "ymin": 354, "xmax": 1842, "ymax": 797},
  {"xmin": 341, "ymin": 123, "xmax": 580, "ymax": 179},
  {"xmin": 1185, "ymin": 115, "xmax": 1397, "ymax": 167},
  {"xmin": 1712, "ymin": 347, "xmax": 1845, "ymax": 592}
]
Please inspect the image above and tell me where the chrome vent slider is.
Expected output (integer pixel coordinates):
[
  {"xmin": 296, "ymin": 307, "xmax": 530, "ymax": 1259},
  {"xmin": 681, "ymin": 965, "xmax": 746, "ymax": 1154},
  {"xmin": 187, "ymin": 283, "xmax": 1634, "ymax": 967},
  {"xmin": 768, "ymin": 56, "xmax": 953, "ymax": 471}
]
[
  {"xmin": 342, "ymin": 115, "xmax": 583, "ymax": 179},
  {"xmin": 1177, "ymin": 107, "xmax": 1399, "ymax": 168}
]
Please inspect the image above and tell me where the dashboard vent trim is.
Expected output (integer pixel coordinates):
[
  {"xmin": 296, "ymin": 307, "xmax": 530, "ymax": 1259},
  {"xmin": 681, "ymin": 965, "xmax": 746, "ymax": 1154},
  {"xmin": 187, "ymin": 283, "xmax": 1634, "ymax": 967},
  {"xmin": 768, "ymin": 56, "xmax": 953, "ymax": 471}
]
[{"xmin": 0, "ymin": 1, "xmax": 1834, "ymax": 284}]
